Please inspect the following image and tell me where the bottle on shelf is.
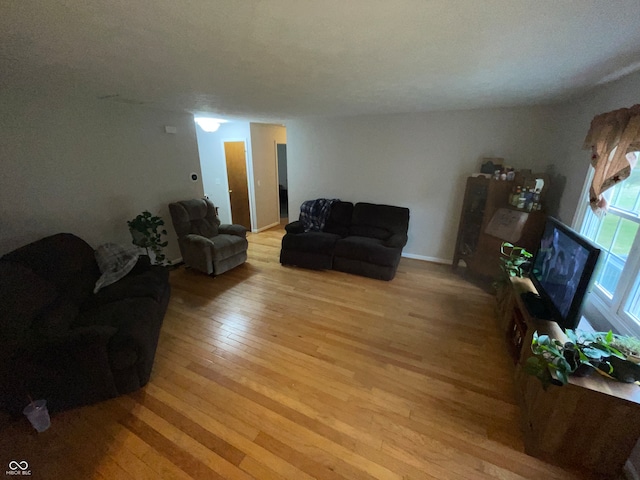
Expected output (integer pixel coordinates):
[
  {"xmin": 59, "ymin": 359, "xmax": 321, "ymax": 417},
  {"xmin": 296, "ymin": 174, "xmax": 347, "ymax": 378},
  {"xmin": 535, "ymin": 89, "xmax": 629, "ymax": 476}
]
[
  {"xmin": 511, "ymin": 186, "xmax": 522, "ymax": 206},
  {"xmin": 517, "ymin": 191, "xmax": 526, "ymax": 210},
  {"xmin": 533, "ymin": 189, "xmax": 541, "ymax": 211},
  {"xmin": 524, "ymin": 188, "xmax": 534, "ymax": 211}
]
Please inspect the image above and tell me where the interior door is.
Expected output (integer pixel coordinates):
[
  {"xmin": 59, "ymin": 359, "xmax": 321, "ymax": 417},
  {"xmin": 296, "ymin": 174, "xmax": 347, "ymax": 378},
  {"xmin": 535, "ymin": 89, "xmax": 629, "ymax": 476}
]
[{"xmin": 224, "ymin": 141, "xmax": 251, "ymax": 229}]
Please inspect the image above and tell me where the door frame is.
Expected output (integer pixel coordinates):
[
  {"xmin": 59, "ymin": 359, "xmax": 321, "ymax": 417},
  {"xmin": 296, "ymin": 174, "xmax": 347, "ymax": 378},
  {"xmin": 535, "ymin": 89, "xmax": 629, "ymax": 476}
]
[
  {"xmin": 275, "ymin": 142, "xmax": 288, "ymax": 219},
  {"xmin": 220, "ymin": 138, "xmax": 256, "ymax": 231}
]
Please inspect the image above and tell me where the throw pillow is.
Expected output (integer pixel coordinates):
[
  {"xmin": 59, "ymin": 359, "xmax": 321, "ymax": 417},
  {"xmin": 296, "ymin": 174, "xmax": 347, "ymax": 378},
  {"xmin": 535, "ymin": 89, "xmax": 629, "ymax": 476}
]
[{"xmin": 93, "ymin": 243, "xmax": 141, "ymax": 293}]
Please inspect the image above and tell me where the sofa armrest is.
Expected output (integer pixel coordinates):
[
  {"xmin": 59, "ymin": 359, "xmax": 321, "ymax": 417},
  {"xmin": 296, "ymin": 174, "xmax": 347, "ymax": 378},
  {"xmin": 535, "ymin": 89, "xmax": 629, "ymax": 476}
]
[
  {"xmin": 219, "ymin": 224, "xmax": 248, "ymax": 238},
  {"xmin": 385, "ymin": 233, "xmax": 408, "ymax": 248},
  {"xmin": 183, "ymin": 233, "xmax": 215, "ymax": 248},
  {"xmin": 82, "ymin": 264, "xmax": 169, "ymax": 310},
  {"xmin": 285, "ymin": 220, "xmax": 305, "ymax": 234},
  {"xmin": 107, "ymin": 294, "xmax": 169, "ymax": 391}
]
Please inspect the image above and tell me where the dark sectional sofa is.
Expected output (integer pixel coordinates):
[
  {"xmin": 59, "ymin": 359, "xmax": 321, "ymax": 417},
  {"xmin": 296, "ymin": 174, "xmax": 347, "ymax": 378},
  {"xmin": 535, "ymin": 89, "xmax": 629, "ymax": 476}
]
[
  {"xmin": 0, "ymin": 233, "xmax": 170, "ymax": 415},
  {"xmin": 280, "ymin": 201, "xmax": 410, "ymax": 280}
]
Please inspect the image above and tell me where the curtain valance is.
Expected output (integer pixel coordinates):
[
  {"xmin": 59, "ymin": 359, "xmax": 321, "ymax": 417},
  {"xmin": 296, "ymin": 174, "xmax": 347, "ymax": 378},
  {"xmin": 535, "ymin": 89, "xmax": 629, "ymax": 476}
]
[{"xmin": 583, "ymin": 104, "xmax": 640, "ymax": 213}]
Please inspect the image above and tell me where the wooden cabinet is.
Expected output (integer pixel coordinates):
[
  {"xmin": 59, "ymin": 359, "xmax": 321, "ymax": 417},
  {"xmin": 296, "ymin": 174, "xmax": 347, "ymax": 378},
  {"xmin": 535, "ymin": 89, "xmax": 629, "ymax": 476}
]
[
  {"xmin": 501, "ymin": 278, "xmax": 640, "ymax": 478},
  {"xmin": 452, "ymin": 176, "xmax": 546, "ymax": 279}
]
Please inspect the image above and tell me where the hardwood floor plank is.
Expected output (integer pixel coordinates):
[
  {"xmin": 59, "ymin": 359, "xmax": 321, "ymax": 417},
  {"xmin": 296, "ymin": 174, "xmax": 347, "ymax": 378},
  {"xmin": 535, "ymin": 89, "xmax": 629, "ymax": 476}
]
[
  {"xmin": 144, "ymin": 382, "xmax": 317, "ymax": 480},
  {"xmin": 253, "ymin": 431, "xmax": 355, "ymax": 480},
  {"xmin": 108, "ymin": 400, "xmax": 228, "ymax": 480},
  {"xmin": 127, "ymin": 389, "xmax": 247, "ymax": 466}
]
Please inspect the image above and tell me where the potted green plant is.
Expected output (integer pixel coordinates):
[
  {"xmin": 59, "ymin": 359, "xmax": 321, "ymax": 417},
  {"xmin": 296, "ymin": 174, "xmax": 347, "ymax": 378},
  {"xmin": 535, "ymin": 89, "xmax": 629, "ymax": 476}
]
[
  {"xmin": 608, "ymin": 334, "xmax": 640, "ymax": 364},
  {"xmin": 498, "ymin": 242, "xmax": 533, "ymax": 278},
  {"xmin": 524, "ymin": 329, "xmax": 640, "ymax": 389},
  {"xmin": 494, "ymin": 242, "xmax": 533, "ymax": 311},
  {"xmin": 127, "ymin": 211, "xmax": 169, "ymax": 265}
]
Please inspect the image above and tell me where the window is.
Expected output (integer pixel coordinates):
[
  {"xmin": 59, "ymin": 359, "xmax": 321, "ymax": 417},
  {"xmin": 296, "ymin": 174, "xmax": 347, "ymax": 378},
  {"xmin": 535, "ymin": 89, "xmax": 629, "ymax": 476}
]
[{"xmin": 579, "ymin": 152, "xmax": 640, "ymax": 334}]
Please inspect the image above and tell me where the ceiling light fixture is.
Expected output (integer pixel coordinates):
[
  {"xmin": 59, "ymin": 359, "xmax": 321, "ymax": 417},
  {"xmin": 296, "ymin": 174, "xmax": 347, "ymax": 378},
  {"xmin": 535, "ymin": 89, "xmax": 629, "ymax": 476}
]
[{"xmin": 194, "ymin": 117, "xmax": 228, "ymax": 133}]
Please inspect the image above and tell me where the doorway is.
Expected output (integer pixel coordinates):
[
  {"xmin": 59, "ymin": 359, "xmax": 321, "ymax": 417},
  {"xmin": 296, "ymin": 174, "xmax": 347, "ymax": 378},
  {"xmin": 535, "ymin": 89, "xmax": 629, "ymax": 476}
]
[
  {"xmin": 277, "ymin": 143, "xmax": 288, "ymax": 220},
  {"xmin": 224, "ymin": 141, "xmax": 251, "ymax": 229}
]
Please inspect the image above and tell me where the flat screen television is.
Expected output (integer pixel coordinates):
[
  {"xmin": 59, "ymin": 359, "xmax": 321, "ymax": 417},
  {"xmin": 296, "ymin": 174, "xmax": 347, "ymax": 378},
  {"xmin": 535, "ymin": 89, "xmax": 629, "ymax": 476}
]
[{"xmin": 526, "ymin": 217, "xmax": 601, "ymax": 330}]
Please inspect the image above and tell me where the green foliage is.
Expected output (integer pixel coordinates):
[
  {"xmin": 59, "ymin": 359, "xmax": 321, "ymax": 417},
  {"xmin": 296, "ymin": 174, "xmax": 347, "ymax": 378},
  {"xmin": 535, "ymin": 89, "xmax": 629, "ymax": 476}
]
[
  {"xmin": 609, "ymin": 334, "xmax": 640, "ymax": 357},
  {"xmin": 524, "ymin": 329, "xmax": 639, "ymax": 389},
  {"xmin": 127, "ymin": 210, "xmax": 169, "ymax": 265},
  {"xmin": 499, "ymin": 242, "xmax": 532, "ymax": 278}
]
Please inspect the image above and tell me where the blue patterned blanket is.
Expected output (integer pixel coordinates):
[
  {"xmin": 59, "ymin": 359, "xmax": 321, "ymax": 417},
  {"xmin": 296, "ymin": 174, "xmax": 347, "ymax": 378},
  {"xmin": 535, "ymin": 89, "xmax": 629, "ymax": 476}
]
[{"xmin": 300, "ymin": 198, "xmax": 338, "ymax": 232}]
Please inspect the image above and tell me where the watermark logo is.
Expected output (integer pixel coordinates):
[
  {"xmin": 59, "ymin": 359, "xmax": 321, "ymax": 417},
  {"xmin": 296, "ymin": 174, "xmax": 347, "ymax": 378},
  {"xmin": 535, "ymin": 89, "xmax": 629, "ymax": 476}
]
[{"xmin": 6, "ymin": 461, "xmax": 31, "ymax": 476}]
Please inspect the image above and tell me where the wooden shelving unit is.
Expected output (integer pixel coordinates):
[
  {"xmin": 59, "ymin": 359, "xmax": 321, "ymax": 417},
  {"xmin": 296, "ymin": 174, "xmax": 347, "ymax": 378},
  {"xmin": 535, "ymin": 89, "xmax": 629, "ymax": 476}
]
[{"xmin": 452, "ymin": 176, "xmax": 546, "ymax": 279}]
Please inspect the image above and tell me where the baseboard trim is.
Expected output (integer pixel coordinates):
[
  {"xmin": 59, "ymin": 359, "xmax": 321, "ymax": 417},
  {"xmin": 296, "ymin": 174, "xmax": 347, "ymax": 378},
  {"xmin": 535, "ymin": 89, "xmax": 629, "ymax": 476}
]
[
  {"xmin": 625, "ymin": 459, "xmax": 640, "ymax": 480},
  {"xmin": 401, "ymin": 252, "xmax": 451, "ymax": 265},
  {"xmin": 253, "ymin": 222, "xmax": 280, "ymax": 233}
]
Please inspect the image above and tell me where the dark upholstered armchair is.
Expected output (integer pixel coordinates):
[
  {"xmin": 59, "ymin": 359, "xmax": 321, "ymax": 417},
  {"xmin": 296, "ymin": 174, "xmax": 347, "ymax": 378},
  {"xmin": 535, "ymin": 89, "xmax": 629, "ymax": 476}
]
[
  {"xmin": 169, "ymin": 198, "xmax": 248, "ymax": 275},
  {"xmin": 0, "ymin": 233, "xmax": 170, "ymax": 415}
]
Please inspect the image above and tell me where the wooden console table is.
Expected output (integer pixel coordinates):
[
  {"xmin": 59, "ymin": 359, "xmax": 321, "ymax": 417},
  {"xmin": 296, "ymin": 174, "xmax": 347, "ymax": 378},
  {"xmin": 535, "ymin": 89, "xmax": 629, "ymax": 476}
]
[{"xmin": 498, "ymin": 277, "xmax": 640, "ymax": 478}]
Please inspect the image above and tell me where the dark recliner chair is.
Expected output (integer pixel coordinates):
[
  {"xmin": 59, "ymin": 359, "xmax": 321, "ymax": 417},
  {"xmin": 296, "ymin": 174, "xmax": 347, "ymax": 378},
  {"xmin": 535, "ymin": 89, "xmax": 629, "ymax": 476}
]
[
  {"xmin": 0, "ymin": 233, "xmax": 170, "ymax": 415},
  {"xmin": 169, "ymin": 198, "xmax": 248, "ymax": 275},
  {"xmin": 281, "ymin": 201, "xmax": 410, "ymax": 280}
]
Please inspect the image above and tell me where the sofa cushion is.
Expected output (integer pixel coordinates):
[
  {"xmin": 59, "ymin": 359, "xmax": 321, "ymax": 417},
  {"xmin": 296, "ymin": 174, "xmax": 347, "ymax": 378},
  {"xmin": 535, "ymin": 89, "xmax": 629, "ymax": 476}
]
[
  {"xmin": 31, "ymin": 299, "xmax": 79, "ymax": 337},
  {"xmin": 324, "ymin": 201, "xmax": 354, "ymax": 237},
  {"xmin": 334, "ymin": 236, "xmax": 402, "ymax": 267},
  {"xmin": 0, "ymin": 261, "xmax": 58, "ymax": 343},
  {"xmin": 282, "ymin": 232, "xmax": 341, "ymax": 255},
  {"xmin": 81, "ymin": 264, "xmax": 169, "ymax": 311},
  {"xmin": 349, "ymin": 203, "xmax": 410, "ymax": 240},
  {"xmin": 209, "ymin": 234, "xmax": 249, "ymax": 261}
]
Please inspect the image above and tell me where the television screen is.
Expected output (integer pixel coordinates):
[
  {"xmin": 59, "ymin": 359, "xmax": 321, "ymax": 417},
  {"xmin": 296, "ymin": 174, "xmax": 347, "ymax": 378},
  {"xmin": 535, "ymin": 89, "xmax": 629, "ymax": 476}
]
[{"xmin": 529, "ymin": 217, "xmax": 601, "ymax": 329}]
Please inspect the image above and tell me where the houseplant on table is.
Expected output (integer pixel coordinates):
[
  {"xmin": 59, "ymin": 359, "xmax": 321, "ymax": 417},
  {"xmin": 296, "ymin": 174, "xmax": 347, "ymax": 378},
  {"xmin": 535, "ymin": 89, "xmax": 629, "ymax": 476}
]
[
  {"xmin": 127, "ymin": 210, "xmax": 169, "ymax": 265},
  {"xmin": 494, "ymin": 241, "xmax": 533, "ymax": 315},
  {"xmin": 524, "ymin": 329, "xmax": 640, "ymax": 389},
  {"xmin": 497, "ymin": 241, "xmax": 533, "ymax": 279}
]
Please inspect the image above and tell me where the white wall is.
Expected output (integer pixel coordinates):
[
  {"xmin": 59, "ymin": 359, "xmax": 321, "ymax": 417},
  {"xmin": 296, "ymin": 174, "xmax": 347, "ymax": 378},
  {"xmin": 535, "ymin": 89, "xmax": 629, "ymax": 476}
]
[
  {"xmin": 196, "ymin": 121, "xmax": 252, "ymax": 225},
  {"xmin": 286, "ymin": 106, "xmax": 558, "ymax": 262},
  {"xmin": 0, "ymin": 90, "xmax": 203, "ymax": 260},
  {"xmin": 249, "ymin": 123, "xmax": 287, "ymax": 231}
]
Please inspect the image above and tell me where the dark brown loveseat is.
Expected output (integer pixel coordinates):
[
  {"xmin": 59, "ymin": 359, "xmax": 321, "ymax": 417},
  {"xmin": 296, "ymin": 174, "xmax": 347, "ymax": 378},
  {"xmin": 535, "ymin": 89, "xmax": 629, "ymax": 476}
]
[
  {"xmin": 280, "ymin": 201, "xmax": 410, "ymax": 280},
  {"xmin": 0, "ymin": 233, "xmax": 170, "ymax": 415}
]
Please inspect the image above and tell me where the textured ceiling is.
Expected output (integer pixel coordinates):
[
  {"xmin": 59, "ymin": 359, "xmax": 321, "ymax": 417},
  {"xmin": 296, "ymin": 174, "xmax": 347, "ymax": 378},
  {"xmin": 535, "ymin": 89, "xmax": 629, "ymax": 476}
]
[{"xmin": 2, "ymin": 0, "xmax": 640, "ymax": 120}]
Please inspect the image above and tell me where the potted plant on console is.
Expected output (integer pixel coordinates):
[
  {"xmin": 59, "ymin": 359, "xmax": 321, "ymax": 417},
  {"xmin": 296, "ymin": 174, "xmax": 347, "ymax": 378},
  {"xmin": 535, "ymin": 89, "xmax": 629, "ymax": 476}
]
[
  {"xmin": 495, "ymin": 242, "xmax": 533, "ymax": 321},
  {"xmin": 524, "ymin": 329, "xmax": 640, "ymax": 389}
]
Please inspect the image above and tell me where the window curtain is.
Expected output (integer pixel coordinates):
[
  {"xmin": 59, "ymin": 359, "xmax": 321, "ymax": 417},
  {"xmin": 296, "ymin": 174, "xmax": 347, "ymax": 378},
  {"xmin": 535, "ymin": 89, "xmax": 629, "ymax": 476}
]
[{"xmin": 583, "ymin": 104, "xmax": 640, "ymax": 214}]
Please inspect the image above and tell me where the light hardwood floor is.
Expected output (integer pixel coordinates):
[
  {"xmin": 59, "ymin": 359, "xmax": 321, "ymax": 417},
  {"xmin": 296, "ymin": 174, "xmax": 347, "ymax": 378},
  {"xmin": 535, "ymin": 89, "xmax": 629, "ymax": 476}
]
[{"xmin": 0, "ymin": 227, "xmax": 600, "ymax": 479}]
